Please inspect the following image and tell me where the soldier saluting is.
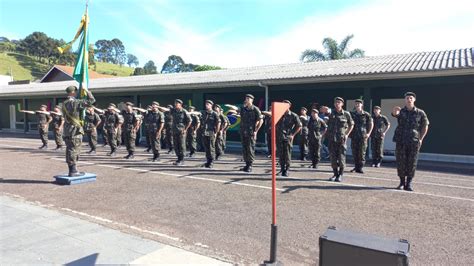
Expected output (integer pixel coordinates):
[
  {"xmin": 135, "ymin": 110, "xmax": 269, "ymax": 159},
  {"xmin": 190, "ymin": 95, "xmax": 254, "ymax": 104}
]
[
  {"xmin": 50, "ymin": 105, "xmax": 65, "ymax": 150},
  {"xmin": 21, "ymin": 105, "xmax": 52, "ymax": 149},
  {"xmin": 62, "ymin": 85, "xmax": 95, "ymax": 177},
  {"xmin": 327, "ymin": 97, "xmax": 354, "ymax": 182},
  {"xmin": 276, "ymin": 100, "xmax": 302, "ymax": 177},
  {"xmin": 349, "ymin": 99, "xmax": 373, "ymax": 174},
  {"xmin": 392, "ymin": 92, "xmax": 429, "ymax": 191},
  {"xmin": 226, "ymin": 94, "xmax": 263, "ymax": 173}
]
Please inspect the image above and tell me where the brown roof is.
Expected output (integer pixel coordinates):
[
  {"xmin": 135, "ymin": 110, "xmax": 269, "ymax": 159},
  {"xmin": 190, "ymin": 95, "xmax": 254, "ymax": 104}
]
[{"xmin": 53, "ymin": 65, "xmax": 114, "ymax": 79}]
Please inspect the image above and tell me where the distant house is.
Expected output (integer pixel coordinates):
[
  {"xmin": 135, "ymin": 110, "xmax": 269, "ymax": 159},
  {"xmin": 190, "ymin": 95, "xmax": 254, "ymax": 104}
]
[{"xmin": 40, "ymin": 65, "xmax": 113, "ymax": 83}]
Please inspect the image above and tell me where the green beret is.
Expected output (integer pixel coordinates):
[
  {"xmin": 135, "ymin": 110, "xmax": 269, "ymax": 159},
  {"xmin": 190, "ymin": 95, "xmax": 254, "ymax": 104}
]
[
  {"xmin": 404, "ymin": 92, "xmax": 416, "ymax": 98},
  {"xmin": 175, "ymin": 99, "xmax": 183, "ymax": 104},
  {"xmin": 355, "ymin": 99, "xmax": 363, "ymax": 104},
  {"xmin": 334, "ymin": 97, "xmax": 344, "ymax": 103},
  {"xmin": 205, "ymin": 99, "xmax": 214, "ymax": 105},
  {"xmin": 151, "ymin": 101, "xmax": 159, "ymax": 106},
  {"xmin": 245, "ymin": 94, "xmax": 255, "ymax": 99},
  {"xmin": 65, "ymin": 85, "xmax": 77, "ymax": 93}
]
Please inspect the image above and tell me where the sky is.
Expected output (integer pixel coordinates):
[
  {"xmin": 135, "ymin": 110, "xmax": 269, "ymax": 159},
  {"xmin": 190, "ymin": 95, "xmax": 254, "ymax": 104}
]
[{"xmin": 1, "ymin": 0, "xmax": 473, "ymax": 69}]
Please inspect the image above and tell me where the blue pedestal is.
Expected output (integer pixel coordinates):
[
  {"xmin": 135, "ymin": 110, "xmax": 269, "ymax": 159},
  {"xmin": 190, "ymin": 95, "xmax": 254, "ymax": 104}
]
[{"xmin": 54, "ymin": 173, "xmax": 96, "ymax": 185}]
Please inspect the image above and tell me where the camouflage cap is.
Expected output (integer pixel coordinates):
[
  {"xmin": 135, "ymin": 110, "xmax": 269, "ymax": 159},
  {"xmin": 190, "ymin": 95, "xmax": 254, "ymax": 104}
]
[
  {"xmin": 205, "ymin": 99, "xmax": 214, "ymax": 105},
  {"xmin": 175, "ymin": 99, "xmax": 183, "ymax": 104},
  {"xmin": 245, "ymin": 94, "xmax": 255, "ymax": 99},
  {"xmin": 311, "ymin": 108, "xmax": 319, "ymax": 113},
  {"xmin": 108, "ymin": 103, "xmax": 116, "ymax": 108},
  {"xmin": 125, "ymin": 102, "xmax": 134, "ymax": 106},
  {"xmin": 214, "ymin": 104, "xmax": 222, "ymax": 110},
  {"xmin": 54, "ymin": 105, "xmax": 61, "ymax": 109},
  {"xmin": 151, "ymin": 101, "xmax": 159, "ymax": 106},
  {"xmin": 65, "ymin": 85, "xmax": 77, "ymax": 93},
  {"xmin": 188, "ymin": 106, "xmax": 196, "ymax": 110},
  {"xmin": 404, "ymin": 92, "xmax": 416, "ymax": 98},
  {"xmin": 283, "ymin": 100, "xmax": 292, "ymax": 105},
  {"xmin": 167, "ymin": 104, "xmax": 173, "ymax": 109},
  {"xmin": 334, "ymin": 97, "xmax": 344, "ymax": 103},
  {"xmin": 373, "ymin": 105, "xmax": 381, "ymax": 110},
  {"xmin": 300, "ymin": 107, "xmax": 308, "ymax": 111},
  {"xmin": 40, "ymin": 104, "xmax": 47, "ymax": 108},
  {"xmin": 355, "ymin": 99, "xmax": 364, "ymax": 104}
]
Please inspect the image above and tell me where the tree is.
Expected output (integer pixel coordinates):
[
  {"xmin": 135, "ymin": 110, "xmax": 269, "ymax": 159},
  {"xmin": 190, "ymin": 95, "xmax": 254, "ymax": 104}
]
[
  {"xmin": 127, "ymin": 54, "xmax": 139, "ymax": 67},
  {"xmin": 194, "ymin": 65, "xmax": 222, "ymax": 71},
  {"xmin": 143, "ymin": 60, "xmax": 158, "ymax": 74},
  {"xmin": 88, "ymin": 44, "xmax": 96, "ymax": 66},
  {"xmin": 132, "ymin": 67, "xmax": 145, "ymax": 76},
  {"xmin": 19, "ymin": 32, "xmax": 51, "ymax": 61},
  {"xmin": 161, "ymin": 55, "xmax": 198, "ymax": 73},
  {"xmin": 95, "ymin": 39, "xmax": 114, "ymax": 63},
  {"xmin": 111, "ymin": 38, "xmax": 126, "ymax": 66},
  {"xmin": 300, "ymin": 34, "xmax": 365, "ymax": 62}
]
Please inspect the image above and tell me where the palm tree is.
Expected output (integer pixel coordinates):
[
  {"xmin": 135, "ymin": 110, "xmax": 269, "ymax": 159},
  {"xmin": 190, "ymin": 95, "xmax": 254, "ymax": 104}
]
[{"xmin": 300, "ymin": 34, "xmax": 365, "ymax": 62}]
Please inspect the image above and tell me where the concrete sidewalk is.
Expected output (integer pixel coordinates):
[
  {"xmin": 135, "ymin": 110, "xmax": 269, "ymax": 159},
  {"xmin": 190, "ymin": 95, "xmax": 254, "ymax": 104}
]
[{"xmin": 0, "ymin": 195, "xmax": 231, "ymax": 265}]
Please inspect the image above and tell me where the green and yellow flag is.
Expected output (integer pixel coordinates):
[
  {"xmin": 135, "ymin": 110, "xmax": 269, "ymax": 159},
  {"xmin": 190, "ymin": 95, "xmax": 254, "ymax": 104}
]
[{"xmin": 58, "ymin": 6, "xmax": 90, "ymax": 99}]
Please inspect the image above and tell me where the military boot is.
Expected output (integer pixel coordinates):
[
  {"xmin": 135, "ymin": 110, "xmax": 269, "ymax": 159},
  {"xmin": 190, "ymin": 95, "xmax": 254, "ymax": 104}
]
[
  {"xmin": 329, "ymin": 168, "xmax": 338, "ymax": 181},
  {"xmin": 335, "ymin": 168, "xmax": 344, "ymax": 182},
  {"xmin": 244, "ymin": 163, "xmax": 252, "ymax": 173},
  {"xmin": 282, "ymin": 165, "xmax": 289, "ymax": 177},
  {"xmin": 152, "ymin": 154, "xmax": 160, "ymax": 162},
  {"xmin": 396, "ymin": 176, "xmax": 405, "ymax": 190},
  {"xmin": 68, "ymin": 165, "xmax": 85, "ymax": 177},
  {"xmin": 404, "ymin": 176, "xmax": 414, "ymax": 191}
]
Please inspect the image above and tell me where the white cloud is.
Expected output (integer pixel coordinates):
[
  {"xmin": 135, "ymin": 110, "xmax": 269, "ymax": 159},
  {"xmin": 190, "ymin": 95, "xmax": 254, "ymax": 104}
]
[{"xmin": 125, "ymin": 0, "xmax": 474, "ymax": 68}]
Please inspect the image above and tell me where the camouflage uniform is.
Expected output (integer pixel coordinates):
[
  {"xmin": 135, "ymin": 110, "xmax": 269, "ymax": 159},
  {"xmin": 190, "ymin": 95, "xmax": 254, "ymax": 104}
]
[
  {"xmin": 264, "ymin": 115, "xmax": 272, "ymax": 155},
  {"xmin": 371, "ymin": 114, "xmax": 390, "ymax": 165},
  {"xmin": 116, "ymin": 113, "xmax": 124, "ymax": 147},
  {"xmin": 298, "ymin": 115, "xmax": 309, "ymax": 160},
  {"xmin": 327, "ymin": 109, "xmax": 354, "ymax": 178},
  {"xmin": 276, "ymin": 111, "xmax": 302, "ymax": 175},
  {"xmin": 146, "ymin": 109, "xmax": 165, "ymax": 160},
  {"xmin": 164, "ymin": 110, "xmax": 174, "ymax": 152},
  {"xmin": 51, "ymin": 113, "xmax": 64, "ymax": 148},
  {"xmin": 222, "ymin": 114, "xmax": 230, "ymax": 151},
  {"xmin": 36, "ymin": 112, "xmax": 51, "ymax": 147},
  {"xmin": 186, "ymin": 113, "xmax": 200, "ymax": 156},
  {"xmin": 143, "ymin": 111, "xmax": 152, "ymax": 150},
  {"xmin": 62, "ymin": 89, "xmax": 95, "ymax": 175},
  {"xmin": 215, "ymin": 112, "xmax": 228, "ymax": 159},
  {"xmin": 393, "ymin": 106, "xmax": 429, "ymax": 189},
  {"xmin": 122, "ymin": 110, "xmax": 138, "ymax": 156},
  {"xmin": 84, "ymin": 111, "xmax": 101, "ymax": 151},
  {"xmin": 97, "ymin": 113, "xmax": 108, "ymax": 146},
  {"xmin": 349, "ymin": 110, "xmax": 373, "ymax": 171},
  {"xmin": 201, "ymin": 109, "xmax": 220, "ymax": 166},
  {"xmin": 307, "ymin": 116, "xmax": 327, "ymax": 167},
  {"xmin": 239, "ymin": 105, "xmax": 262, "ymax": 170},
  {"xmin": 171, "ymin": 108, "xmax": 191, "ymax": 162},
  {"xmin": 104, "ymin": 110, "xmax": 121, "ymax": 154}
]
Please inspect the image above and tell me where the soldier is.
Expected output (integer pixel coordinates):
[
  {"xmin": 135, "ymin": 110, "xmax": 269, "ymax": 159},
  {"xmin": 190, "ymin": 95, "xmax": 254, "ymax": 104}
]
[
  {"xmin": 141, "ymin": 105, "xmax": 153, "ymax": 152},
  {"xmin": 349, "ymin": 99, "xmax": 373, "ymax": 174},
  {"xmin": 62, "ymin": 85, "xmax": 95, "ymax": 177},
  {"xmin": 146, "ymin": 101, "xmax": 165, "ymax": 162},
  {"xmin": 392, "ymin": 92, "xmax": 429, "ymax": 191},
  {"xmin": 307, "ymin": 109, "xmax": 327, "ymax": 169},
  {"xmin": 50, "ymin": 106, "xmax": 64, "ymax": 150},
  {"xmin": 104, "ymin": 103, "xmax": 121, "ymax": 157},
  {"xmin": 186, "ymin": 106, "xmax": 201, "ymax": 157},
  {"xmin": 116, "ymin": 108, "xmax": 124, "ymax": 148},
  {"xmin": 276, "ymin": 100, "xmax": 301, "ymax": 177},
  {"xmin": 122, "ymin": 102, "xmax": 139, "ymax": 159},
  {"xmin": 326, "ymin": 97, "xmax": 354, "ymax": 182},
  {"xmin": 84, "ymin": 106, "xmax": 101, "ymax": 154},
  {"xmin": 214, "ymin": 104, "xmax": 228, "ymax": 160},
  {"xmin": 263, "ymin": 106, "xmax": 272, "ymax": 158},
  {"xmin": 160, "ymin": 99, "xmax": 192, "ymax": 165},
  {"xmin": 201, "ymin": 100, "xmax": 220, "ymax": 168},
  {"xmin": 37, "ymin": 105, "xmax": 52, "ymax": 149},
  {"xmin": 298, "ymin": 107, "xmax": 309, "ymax": 161},
  {"xmin": 95, "ymin": 108, "xmax": 108, "ymax": 147},
  {"xmin": 226, "ymin": 94, "xmax": 263, "ymax": 172},
  {"xmin": 164, "ymin": 105, "xmax": 174, "ymax": 154},
  {"xmin": 220, "ymin": 106, "xmax": 231, "ymax": 153},
  {"xmin": 371, "ymin": 106, "xmax": 390, "ymax": 167}
]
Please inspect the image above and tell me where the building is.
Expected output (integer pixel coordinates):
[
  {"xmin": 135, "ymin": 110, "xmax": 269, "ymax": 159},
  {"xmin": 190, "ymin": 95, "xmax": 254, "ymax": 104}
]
[{"xmin": 1, "ymin": 48, "xmax": 473, "ymax": 163}]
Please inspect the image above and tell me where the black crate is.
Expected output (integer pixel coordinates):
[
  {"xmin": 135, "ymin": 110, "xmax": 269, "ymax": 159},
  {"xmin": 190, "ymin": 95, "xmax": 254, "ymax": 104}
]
[{"xmin": 319, "ymin": 226, "xmax": 410, "ymax": 266}]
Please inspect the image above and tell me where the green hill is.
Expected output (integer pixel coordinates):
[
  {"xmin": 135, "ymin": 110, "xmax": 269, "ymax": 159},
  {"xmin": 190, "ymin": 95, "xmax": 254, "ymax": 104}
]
[{"xmin": 0, "ymin": 52, "xmax": 135, "ymax": 81}]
